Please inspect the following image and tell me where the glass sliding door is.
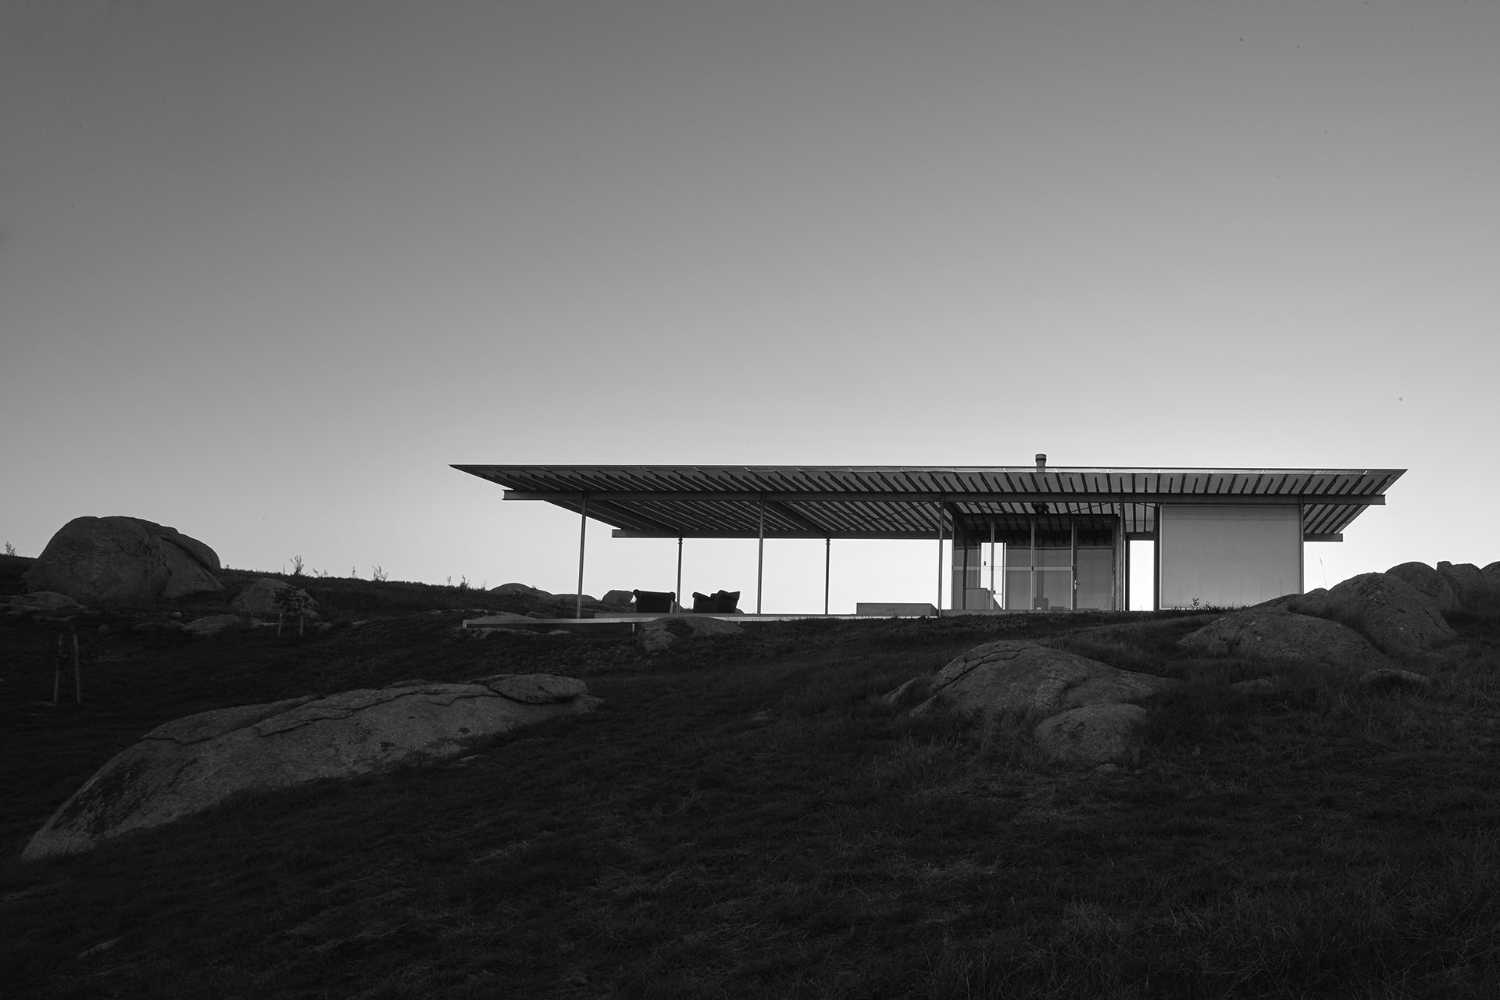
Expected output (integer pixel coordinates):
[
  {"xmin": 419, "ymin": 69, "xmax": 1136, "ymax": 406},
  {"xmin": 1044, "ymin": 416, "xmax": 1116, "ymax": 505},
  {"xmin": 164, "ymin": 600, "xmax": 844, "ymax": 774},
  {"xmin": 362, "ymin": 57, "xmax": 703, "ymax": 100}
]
[
  {"xmin": 992, "ymin": 517, "xmax": 1119, "ymax": 611},
  {"xmin": 1074, "ymin": 525, "xmax": 1117, "ymax": 610}
]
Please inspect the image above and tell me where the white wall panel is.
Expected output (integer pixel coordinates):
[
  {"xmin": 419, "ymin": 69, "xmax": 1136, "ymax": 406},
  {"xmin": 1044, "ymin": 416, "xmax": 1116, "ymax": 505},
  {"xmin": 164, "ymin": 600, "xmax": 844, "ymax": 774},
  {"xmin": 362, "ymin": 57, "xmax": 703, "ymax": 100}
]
[{"xmin": 1158, "ymin": 504, "xmax": 1301, "ymax": 609}]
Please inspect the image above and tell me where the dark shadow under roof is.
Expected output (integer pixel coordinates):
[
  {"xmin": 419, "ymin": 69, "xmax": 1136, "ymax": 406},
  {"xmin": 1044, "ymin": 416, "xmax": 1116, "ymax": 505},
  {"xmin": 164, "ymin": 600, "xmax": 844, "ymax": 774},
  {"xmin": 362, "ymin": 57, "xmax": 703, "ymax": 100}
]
[{"xmin": 453, "ymin": 465, "xmax": 1405, "ymax": 542}]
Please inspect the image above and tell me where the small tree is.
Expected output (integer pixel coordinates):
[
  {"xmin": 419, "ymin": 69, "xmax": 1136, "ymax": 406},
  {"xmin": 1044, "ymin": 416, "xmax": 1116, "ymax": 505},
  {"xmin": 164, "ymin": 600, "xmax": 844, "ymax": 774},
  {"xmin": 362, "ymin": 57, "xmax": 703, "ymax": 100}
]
[
  {"xmin": 273, "ymin": 585, "xmax": 311, "ymax": 638},
  {"xmin": 371, "ymin": 564, "xmax": 388, "ymax": 582},
  {"xmin": 3, "ymin": 541, "xmax": 15, "ymax": 557},
  {"xmin": 289, "ymin": 554, "xmax": 304, "ymax": 577}
]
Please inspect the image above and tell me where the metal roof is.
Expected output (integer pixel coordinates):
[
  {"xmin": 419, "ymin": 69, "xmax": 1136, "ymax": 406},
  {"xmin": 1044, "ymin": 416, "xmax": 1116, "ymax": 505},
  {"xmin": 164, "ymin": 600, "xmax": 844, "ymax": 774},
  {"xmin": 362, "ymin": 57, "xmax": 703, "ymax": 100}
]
[{"xmin": 453, "ymin": 465, "xmax": 1404, "ymax": 542}]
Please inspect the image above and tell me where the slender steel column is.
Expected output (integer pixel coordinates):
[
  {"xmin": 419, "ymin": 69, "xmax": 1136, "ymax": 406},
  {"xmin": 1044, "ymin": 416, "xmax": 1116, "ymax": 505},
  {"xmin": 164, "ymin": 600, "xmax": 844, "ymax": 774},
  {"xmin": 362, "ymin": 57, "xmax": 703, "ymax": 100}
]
[
  {"xmin": 935, "ymin": 507, "xmax": 945, "ymax": 616},
  {"xmin": 1068, "ymin": 519, "xmax": 1077, "ymax": 611},
  {"xmin": 824, "ymin": 537, "xmax": 831, "ymax": 615},
  {"xmin": 675, "ymin": 536, "xmax": 683, "ymax": 612},
  {"xmin": 1298, "ymin": 502, "xmax": 1305, "ymax": 594},
  {"xmin": 989, "ymin": 518, "xmax": 996, "ymax": 610},
  {"xmin": 1154, "ymin": 505, "xmax": 1162, "ymax": 611},
  {"xmin": 1029, "ymin": 516, "xmax": 1037, "ymax": 612},
  {"xmin": 576, "ymin": 493, "xmax": 589, "ymax": 620},
  {"xmin": 756, "ymin": 493, "xmax": 765, "ymax": 614},
  {"xmin": 1118, "ymin": 510, "xmax": 1127, "ymax": 611}
]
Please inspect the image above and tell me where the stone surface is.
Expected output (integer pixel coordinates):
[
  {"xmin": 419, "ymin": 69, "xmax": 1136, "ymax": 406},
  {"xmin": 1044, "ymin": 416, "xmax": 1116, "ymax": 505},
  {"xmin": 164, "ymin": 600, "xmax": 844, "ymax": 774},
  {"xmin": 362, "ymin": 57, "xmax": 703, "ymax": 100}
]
[
  {"xmin": 1358, "ymin": 667, "xmax": 1434, "ymax": 692},
  {"xmin": 882, "ymin": 675, "xmax": 933, "ymax": 710},
  {"xmin": 638, "ymin": 614, "xmax": 743, "ymax": 654},
  {"xmin": 23, "ymin": 673, "xmax": 599, "ymax": 860},
  {"xmin": 231, "ymin": 578, "xmax": 319, "ymax": 619},
  {"xmin": 1231, "ymin": 677, "xmax": 1279, "ymax": 695},
  {"xmin": 1033, "ymin": 703, "xmax": 1148, "ymax": 766},
  {"xmin": 4, "ymin": 591, "xmax": 83, "ymax": 615},
  {"xmin": 182, "ymin": 614, "xmax": 247, "ymax": 638},
  {"xmin": 478, "ymin": 673, "xmax": 588, "ymax": 704},
  {"xmin": 912, "ymin": 640, "xmax": 1175, "ymax": 719},
  {"xmin": 1292, "ymin": 573, "xmax": 1454, "ymax": 658},
  {"xmin": 1385, "ymin": 562, "xmax": 1459, "ymax": 614},
  {"xmin": 601, "ymin": 589, "xmax": 635, "ymax": 609},
  {"xmin": 491, "ymin": 582, "xmax": 552, "ymax": 600},
  {"xmin": 1178, "ymin": 608, "xmax": 1394, "ymax": 672},
  {"xmin": 1484, "ymin": 562, "xmax": 1500, "ymax": 591},
  {"xmin": 1436, "ymin": 562, "xmax": 1495, "ymax": 612},
  {"xmin": 23, "ymin": 516, "xmax": 222, "ymax": 606}
]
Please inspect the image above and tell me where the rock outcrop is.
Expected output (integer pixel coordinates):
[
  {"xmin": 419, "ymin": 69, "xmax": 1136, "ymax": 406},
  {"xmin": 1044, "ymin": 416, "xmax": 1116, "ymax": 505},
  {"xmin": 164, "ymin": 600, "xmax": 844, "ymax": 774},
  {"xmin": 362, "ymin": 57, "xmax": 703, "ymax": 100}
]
[
  {"xmin": 3, "ymin": 591, "xmax": 84, "ymax": 616},
  {"xmin": 231, "ymin": 578, "xmax": 319, "ymax": 619},
  {"xmin": 914, "ymin": 640, "xmax": 1175, "ymax": 720},
  {"xmin": 1178, "ymin": 608, "xmax": 1393, "ymax": 672},
  {"xmin": 638, "ymin": 614, "xmax": 743, "ymax": 654},
  {"xmin": 1436, "ymin": 562, "xmax": 1495, "ymax": 612},
  {"xmin": 901, "ymin": 640, "xmax": 1176, "ymax": 766},
  {"xmin": 1033, "ymin": 704, "xmax": 1149, "ymax": 766},
  {"xmin": 23, "ymin": 516, "xmax": 222, "ymax": 606},
  {"xmin": 1291, "ymin": 573, "xmax": 1454, "ymax": 657},
  {"xmin": 601, "ymin": 589, "xmax": 635, "ymax": 609},
  {"xmin": 23, "ymin": 673, "xmax": 599, "ymax": 860},
  {"xmin": 1384, "ymin": 562, "xmax": 1459, "ymax": 614},
  {"xmin": 182, "ymin": 614, "xmax": 248, "ymax": 638}
]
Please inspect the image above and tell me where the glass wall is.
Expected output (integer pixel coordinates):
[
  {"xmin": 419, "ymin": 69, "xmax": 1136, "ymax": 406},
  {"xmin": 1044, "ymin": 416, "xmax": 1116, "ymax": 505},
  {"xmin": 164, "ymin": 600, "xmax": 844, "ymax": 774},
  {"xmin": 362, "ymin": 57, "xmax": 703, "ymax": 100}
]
[{"xmin": 957, "ymin": 516, "xmax": 1118, "ymax": 611}]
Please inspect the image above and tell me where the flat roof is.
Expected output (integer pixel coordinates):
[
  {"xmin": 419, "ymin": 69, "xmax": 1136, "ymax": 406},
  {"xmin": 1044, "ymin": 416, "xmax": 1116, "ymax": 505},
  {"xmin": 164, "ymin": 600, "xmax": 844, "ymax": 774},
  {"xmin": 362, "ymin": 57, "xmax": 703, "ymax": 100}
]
[{"xmin": 453, "ymin": 465, "xmax": 1404, "ymax": 542}]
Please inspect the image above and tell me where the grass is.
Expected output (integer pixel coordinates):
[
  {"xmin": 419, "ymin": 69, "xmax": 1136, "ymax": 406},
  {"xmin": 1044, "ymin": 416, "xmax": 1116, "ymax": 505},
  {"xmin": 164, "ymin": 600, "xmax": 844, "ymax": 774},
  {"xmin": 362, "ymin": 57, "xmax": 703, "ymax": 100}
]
[{"xmin": 3, "ymin": 573, "xmax": 1500, "ymax": 998}]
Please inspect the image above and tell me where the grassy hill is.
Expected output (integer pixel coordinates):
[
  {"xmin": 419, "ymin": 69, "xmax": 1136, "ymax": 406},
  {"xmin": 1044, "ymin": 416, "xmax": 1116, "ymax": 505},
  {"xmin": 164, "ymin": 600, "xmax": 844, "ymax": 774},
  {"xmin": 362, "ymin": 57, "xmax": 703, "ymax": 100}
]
[{"xmin": 3, "ymin": 572, "xmax": 1499, "ymax": 998}]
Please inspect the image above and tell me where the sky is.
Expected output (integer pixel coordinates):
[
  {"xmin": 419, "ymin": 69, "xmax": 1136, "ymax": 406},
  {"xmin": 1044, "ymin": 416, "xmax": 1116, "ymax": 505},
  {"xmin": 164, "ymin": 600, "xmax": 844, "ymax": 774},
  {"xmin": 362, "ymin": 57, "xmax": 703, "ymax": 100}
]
[{"xmin": 2, "ymin": 0, "xmax": 1497, "ymax": 612}]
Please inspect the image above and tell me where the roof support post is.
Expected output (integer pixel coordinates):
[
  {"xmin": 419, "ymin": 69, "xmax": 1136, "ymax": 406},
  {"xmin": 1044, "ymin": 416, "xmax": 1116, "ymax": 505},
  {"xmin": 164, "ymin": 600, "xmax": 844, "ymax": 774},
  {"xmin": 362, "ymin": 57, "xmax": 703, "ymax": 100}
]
[
  {"xmin": 824, "ymin": 537, "xmax": 831, "ymax": 615},
  {"xmin": 989, "ymin": 518, "xmax": 996, "ymax": 611},
  {"xmin": 576, "ymin": 492, "xmax": 589, "ymax": 620},
  {"xmin": 675, "ymin": 536, "xmax": 683, "ymax": 613},
  {"xmin": 1298, "ymin": 502, "xmax": 1305, "ymax": 595},
  {"xmin": 756, "ymin": 493, "xmax": 765, "ymax": 614},
  {"xmin": 935, "ymin": 506, "xmax": 945, "ymax": 617},
  {"xmin": 1029, "ymin": 516, "xmax": 1037, "ymax": 612},
  {"xmin": 1153, "ymin": 505, "xmax": 1162, "ymax": 612},
  {"xmin": 1070, "ymin": 518, "xmax": 1078, "ymax": 612},
  {"xmin": 1118, "ymin": 509, "xmax": 1128, "ymax": 612}
]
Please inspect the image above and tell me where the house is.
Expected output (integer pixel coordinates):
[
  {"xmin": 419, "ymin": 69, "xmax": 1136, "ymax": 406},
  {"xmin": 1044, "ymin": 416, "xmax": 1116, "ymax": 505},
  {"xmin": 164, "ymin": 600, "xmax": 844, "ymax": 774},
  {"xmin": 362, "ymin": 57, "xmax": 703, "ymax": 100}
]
[{"xmin": 452, "ymin": 456, "xmax": 1403, "ymax": 613}]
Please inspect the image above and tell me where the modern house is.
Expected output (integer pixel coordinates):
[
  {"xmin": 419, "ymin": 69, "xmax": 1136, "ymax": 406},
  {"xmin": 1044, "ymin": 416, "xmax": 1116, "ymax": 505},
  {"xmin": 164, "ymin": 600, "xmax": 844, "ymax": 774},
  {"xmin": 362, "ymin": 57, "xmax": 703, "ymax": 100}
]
[{"xmin": 453, "ymin": 458, "xmax": 1403, "ymax": 614}]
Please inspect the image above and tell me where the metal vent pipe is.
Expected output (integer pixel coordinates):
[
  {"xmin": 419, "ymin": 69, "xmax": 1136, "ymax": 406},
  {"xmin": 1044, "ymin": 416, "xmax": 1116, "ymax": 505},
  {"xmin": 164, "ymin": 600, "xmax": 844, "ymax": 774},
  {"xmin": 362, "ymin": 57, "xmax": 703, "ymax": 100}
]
[{"xmin": 1035, "ymin": 453, "xmax": 1047, "ymax": 474}]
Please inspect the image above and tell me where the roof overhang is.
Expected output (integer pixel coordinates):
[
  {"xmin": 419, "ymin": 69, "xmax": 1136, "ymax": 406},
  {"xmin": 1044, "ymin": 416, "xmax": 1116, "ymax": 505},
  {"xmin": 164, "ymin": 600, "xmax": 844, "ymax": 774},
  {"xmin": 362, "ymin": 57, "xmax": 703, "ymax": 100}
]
[{"xmin": 453, "ymin": 465, "xmax": 1404, "ymax": 542}]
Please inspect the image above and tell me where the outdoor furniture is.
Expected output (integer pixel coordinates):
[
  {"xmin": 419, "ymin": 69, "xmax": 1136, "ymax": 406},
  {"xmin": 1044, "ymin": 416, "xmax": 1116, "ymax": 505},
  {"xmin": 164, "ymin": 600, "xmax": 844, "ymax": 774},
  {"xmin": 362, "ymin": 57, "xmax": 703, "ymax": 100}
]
[
  {"xmin": 855, "ymin": 602, "xmax": 938, "ymax": 617},
  {"xmin": 632, "ymin": 589, "xmax": 675, "ymax": 613},
  {"xmin": 692, "ymin": 590, "xmax": 740, "ymax": 613}
]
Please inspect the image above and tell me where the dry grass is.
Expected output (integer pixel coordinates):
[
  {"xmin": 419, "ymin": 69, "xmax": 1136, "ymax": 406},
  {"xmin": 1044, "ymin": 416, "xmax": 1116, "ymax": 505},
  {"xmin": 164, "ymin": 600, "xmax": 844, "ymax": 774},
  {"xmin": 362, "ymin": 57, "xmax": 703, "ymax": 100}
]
[{"xmin": 3, "ymin": 584, "xmax": 1499, "ymax": 999}]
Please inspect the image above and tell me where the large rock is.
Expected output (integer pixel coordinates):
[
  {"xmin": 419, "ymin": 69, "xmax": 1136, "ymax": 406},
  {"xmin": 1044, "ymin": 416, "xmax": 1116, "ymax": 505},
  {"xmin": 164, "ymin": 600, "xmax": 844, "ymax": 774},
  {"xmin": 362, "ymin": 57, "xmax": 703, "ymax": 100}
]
[
  {"xmin": 182, "ymin": 614, "xmax": 248, "ymax": 638},
  {"xmin": 638, "ymin": 614, "xmax": 743, "ymax": 654},
  {"xmin": 23, "ymin": 673, "xmax": 599, "ymax": 860},
  {"xmin": 1436, "ymin": 562, "xmax": 1495, "ymax": 612},
  {"xmin": 231, "ymin": 578, "xmax": 319, "ymax": 619},
  {"xmin": 1293, "ymin": 573, "xmax": 1455, "ymax": 657},
  {"xmin": 23, "ymin": 516, "xmax": 222, "ymax": 606},
  {"xmin": 1178, "ymin": 608, "xmax": 1394, "ymax": 672},
  {"xmin": 491, "ymin": 582, "xmax": 551, "ymax": 599},
  {"xmin": 1033, "ymin": 703, "xmax": 1149, "ymax": 766},
  {"xmin": 1384, "ymin": 563, "xmax": 1459, "ymax": 614},
  {"xmin": 1484, "ymin": 562, "xmax": 1500, "ymax": 591},
  {"xmin": 913, "ymin": 640, "xmax": 1175, "ymax": 719},
  {"xmin": 601, "ymin": 589, "xmax": 635, "ymax": 610},
  {"xmin": 3, "ymin": 591, "xmax": 84, "ymax": 616}
]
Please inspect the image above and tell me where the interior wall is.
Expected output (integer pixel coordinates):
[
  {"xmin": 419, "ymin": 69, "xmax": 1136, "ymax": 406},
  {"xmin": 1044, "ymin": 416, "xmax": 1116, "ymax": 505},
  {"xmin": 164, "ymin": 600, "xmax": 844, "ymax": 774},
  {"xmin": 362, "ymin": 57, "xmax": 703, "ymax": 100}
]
[{"xmin": 1158, "ymin": 504, "xmax": 1301, "ymax": 608}]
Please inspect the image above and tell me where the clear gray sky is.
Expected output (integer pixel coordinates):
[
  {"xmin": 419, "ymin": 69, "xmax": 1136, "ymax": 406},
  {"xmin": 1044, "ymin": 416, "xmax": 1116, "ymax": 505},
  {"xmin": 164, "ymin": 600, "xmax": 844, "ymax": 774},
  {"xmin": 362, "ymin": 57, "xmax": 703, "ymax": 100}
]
[{"xmin": 3, "ymin": 1, "xmax": 1496, "ymax": 610}]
